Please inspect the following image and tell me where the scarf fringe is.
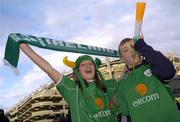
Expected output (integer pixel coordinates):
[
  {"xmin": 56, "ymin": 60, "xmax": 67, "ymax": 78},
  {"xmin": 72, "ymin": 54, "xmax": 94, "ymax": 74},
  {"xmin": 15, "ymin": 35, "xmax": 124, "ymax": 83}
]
[{"xmin": 3, "ymin": 58, "xmax": 19, "ymax": 75}]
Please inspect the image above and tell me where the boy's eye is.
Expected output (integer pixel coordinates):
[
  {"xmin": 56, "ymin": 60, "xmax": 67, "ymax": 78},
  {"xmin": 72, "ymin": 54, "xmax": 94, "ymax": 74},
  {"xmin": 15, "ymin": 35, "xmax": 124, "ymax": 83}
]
[{"xmin": 122, "ymin": 49, "xmax": 128, "ymax": 52}]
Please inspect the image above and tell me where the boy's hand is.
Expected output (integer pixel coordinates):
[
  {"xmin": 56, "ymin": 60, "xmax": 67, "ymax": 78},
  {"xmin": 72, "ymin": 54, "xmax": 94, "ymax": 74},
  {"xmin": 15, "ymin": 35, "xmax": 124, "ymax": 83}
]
[
  {"xmin": 133, "ymin": 35, "xmax": 144, "ymax": 44},
  {"xmin": 133, "ymin": 36, "xmax": 139, "ymax": 44}
]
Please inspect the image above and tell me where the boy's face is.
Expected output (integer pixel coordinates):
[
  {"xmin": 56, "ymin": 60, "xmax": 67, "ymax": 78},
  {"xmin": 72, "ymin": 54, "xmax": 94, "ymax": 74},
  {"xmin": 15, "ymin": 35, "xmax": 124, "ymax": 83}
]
[
  {"xmin": 119, "ymin": 40, "xmax": 141, "ymax": 68},
  {"xmin": 78, "ymin": 60, "xmax": 95, "ymax": 82}
]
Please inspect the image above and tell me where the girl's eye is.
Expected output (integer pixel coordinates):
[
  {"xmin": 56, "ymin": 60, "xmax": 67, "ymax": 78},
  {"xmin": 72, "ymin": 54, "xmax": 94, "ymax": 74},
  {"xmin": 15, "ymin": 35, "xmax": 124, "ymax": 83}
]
[
  {"xmin": 80, "ymin": 64, "xmax": 85, "ymax": 67},
  {"xmin": 80, "ymin": 63, "xmax": 94, "ymax": 67},
  {"xmin": 88, "ymin": 63, "xmax": 94, "ymax": 66}
]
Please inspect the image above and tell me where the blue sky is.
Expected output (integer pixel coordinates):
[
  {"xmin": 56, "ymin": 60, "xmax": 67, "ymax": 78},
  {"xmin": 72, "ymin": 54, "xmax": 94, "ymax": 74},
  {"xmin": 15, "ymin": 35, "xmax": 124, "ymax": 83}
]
[{"xmin": 0, "ymin": 0, "xmax": 180, "ymax": 112}]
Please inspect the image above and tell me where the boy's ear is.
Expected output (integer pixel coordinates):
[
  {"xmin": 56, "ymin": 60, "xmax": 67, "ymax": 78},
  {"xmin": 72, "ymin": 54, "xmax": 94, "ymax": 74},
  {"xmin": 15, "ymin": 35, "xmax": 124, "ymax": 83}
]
[{"xmin": 121, "ymin": 58, "xmax": 125, "ymax": 62}]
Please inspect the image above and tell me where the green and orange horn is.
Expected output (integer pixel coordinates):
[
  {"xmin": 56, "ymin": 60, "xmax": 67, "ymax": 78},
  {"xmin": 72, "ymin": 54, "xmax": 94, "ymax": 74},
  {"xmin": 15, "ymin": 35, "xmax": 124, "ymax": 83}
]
[{"xmin": 134, "ymin": 2, "xmax": 146, "ymax": 38}]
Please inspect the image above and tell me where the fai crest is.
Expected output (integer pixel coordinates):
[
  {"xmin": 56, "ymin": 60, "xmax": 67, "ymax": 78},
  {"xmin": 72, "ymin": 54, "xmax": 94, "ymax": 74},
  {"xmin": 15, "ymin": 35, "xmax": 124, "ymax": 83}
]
[{"xmin": 144, "ymin": 69, "xmax": 152, "ymax": 77}]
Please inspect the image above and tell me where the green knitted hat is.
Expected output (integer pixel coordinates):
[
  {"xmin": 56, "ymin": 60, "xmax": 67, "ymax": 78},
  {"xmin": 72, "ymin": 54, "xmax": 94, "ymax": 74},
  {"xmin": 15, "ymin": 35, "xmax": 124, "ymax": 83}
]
[
  {"xmin": 75, "ymin": 55, "xmax": 96, "ymax": 69},
  {"xmin": 74, "ymin": 55, "xmax": 104, "ymax": 90},
  {"xmin": 74, "ymin": 55, "xmax": 104, "ymax": 92}
]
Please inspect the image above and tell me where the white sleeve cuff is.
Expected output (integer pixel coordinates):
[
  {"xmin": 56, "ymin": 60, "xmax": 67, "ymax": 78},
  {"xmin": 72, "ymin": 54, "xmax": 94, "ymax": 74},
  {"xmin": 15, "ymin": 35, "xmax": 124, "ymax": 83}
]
[{"xmin": 55, "ymin": 75, "xmax": 63, "ymax": 86}]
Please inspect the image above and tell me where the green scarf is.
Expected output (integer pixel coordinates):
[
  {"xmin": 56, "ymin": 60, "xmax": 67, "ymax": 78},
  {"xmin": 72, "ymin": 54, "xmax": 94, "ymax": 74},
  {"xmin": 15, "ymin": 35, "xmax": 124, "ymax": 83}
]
[{"xmin": 3, "ymin": 33, "xmax": 119, "ymax": 74}]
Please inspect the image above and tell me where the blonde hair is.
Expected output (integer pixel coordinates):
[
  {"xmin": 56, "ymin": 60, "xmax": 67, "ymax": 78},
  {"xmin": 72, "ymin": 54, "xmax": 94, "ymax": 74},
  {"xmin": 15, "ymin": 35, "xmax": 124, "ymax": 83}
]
[{"xmin": 118, "ymin": 38, "xmax": 133, "ymax": 57}]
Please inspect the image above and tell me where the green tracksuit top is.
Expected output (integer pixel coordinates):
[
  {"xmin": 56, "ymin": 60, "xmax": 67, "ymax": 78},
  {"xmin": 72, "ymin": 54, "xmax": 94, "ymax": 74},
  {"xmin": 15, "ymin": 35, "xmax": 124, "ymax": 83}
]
[
  {"xmin": 116, "ymin": 64, "xmax": 180, "ymax": 122},
  {"xmin": 56, "ymin": 76, "xmax": 118, "ymax": 122}
]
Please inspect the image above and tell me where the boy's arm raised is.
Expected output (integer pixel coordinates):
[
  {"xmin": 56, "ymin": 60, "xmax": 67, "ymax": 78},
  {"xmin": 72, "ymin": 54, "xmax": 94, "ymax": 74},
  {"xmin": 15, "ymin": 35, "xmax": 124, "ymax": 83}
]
[
  {"xmin": 20, "ymin": 43, "xmax": 61, "ymax": 84},
  {"xmin": 134, "ymin": 39, "xmax": 176, "ymax": 81}
]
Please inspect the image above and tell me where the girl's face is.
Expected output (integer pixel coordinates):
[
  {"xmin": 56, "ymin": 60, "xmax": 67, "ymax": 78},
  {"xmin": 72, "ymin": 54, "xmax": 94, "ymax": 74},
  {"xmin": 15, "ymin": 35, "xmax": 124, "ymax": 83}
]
[
  {"xmin": 120, "ymin": 40, "xmax": 141, "ymax": 68},
  {"xmin": 78, "ymin": 60, "xmax": 95, "ymax": 82}
]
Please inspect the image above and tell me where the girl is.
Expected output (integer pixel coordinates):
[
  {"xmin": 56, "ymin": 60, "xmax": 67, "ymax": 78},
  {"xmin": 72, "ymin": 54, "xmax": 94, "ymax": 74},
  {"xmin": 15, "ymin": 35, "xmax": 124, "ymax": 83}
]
[{"xmin": 20, "ymin": 43, "xmax": 118, "ymax": 122}]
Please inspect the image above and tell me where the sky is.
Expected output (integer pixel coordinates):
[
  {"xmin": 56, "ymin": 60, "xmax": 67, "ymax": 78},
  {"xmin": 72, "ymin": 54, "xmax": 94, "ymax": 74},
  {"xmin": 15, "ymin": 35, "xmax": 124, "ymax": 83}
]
[{"xmin": 0, "ymin": 0, "xmax": 180, "ymax": 112}]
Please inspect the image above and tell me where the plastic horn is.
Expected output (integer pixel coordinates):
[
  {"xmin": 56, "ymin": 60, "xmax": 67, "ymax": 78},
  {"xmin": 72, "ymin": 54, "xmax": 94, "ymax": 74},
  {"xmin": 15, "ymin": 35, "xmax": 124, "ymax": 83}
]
[
  {"xmin": 134, "ymin": 2, "xmax": 146, "ymax": 37},
  {"xmin": 63, "ymin": 56, "xmax": 75, "ymax": 68}
]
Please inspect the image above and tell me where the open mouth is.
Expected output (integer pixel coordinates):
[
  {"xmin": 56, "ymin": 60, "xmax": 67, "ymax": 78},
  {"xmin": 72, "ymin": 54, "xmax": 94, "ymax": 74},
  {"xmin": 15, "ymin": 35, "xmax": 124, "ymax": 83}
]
[{"xmin": 85, "ymin": 70, "xmax": 92, "ymax": 74}]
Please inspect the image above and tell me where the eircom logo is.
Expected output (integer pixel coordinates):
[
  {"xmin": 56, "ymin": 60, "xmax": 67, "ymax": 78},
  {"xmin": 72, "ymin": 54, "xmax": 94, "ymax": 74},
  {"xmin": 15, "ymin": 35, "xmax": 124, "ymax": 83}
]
[
  {"xmin": 89, "ymin": 110, "xmax": 111, "ymax": 119},
  {"xmin": 133, "ymin": 83, "xmax": 160, "ymax": 107},
  {"xmin": 95, "ymin": 97, "xmax": 104, "ymax": 110},
  {"xmin": 135, "ymin": 84, "xmax": 147, "ymax": 96}
]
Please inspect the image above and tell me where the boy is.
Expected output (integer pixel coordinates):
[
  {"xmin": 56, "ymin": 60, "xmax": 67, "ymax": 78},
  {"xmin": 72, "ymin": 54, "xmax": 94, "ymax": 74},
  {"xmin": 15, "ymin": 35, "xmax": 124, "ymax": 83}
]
[{"xmin": 117, "ymin": 38, "xmax": 180, "ymax": 122}]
